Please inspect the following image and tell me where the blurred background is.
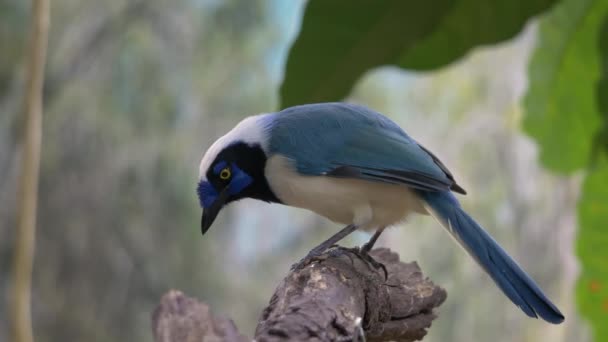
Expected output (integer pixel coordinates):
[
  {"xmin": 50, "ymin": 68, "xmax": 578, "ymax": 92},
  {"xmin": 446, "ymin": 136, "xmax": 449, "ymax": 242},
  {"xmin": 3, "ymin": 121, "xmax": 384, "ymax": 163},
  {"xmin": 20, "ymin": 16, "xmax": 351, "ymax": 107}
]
[{"xmin": 2, "ymin": 0, "xmax": 604, "ymax": 341}]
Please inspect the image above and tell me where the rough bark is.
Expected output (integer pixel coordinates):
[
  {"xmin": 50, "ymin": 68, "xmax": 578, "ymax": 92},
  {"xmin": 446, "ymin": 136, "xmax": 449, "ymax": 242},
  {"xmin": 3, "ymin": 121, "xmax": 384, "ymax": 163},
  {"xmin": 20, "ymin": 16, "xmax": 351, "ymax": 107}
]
[
  {"xmin": 152, "ymin": 247, "xmax": 446, "ymax": 342},
  {"xmin": 152, "ymin": 290, "xmax": 249, "ymax": 342}
]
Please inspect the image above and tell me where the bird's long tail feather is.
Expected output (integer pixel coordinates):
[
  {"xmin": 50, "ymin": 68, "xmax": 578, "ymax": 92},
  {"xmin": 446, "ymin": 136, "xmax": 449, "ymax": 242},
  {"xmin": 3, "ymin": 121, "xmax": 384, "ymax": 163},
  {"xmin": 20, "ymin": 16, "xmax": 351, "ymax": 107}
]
[{"xmin": 421, "ymin": 191, "xmax": 564, "ymax": 324}]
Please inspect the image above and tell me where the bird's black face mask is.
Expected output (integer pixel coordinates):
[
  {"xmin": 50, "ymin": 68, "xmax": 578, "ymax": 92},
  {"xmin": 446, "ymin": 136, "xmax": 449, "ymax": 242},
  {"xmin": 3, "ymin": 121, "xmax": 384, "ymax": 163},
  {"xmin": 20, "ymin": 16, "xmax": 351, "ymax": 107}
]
[{"xmin": 197, "ymin": 142, "xmax": 281, "ymax": 235}]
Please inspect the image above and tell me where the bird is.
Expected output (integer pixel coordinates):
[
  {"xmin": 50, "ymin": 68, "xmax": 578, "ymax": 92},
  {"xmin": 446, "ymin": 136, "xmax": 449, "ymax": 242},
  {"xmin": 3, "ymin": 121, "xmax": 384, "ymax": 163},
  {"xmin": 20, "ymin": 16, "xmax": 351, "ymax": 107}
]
[{"xmin": 197, "ymin": 102, "xmax": 564, "ymax": 324}]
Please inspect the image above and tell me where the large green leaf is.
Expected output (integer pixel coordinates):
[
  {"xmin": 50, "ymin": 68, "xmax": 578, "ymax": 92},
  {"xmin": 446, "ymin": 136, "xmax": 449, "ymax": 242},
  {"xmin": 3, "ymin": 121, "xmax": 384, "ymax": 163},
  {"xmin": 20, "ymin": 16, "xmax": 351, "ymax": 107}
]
[
  {"xmin": 280, "ymin": 0, "xmax": 453, "ymax": 108},
  {"xmin": 592, "ymin": 13, "xmax": 608, "ymax": 162},
  {"xmin": 280, "ymin": 0, "xmax": 557, "ymax": 108},
  {"xmin": 578, "ymin": 13, "xmax": 608, "ymax": 342},
  {"xmin": 525, "ymin": 1, "xmax": 608, "ymax": 340},
  {"xmin": 523, "ymin": 0, "xmax": 608, "ymax": 173},
  {"xmin": 398, "ymin": 0, "xmax": 556, "ymax": 70},
  {"xmin": 577, "ymin": 157, "xmax": 608, "ymax": 342}
]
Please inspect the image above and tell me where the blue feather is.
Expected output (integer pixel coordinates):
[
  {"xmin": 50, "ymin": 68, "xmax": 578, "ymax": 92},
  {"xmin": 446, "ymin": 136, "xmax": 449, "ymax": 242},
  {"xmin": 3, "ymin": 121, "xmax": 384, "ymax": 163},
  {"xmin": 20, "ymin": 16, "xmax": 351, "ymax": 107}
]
[
  {"xmin": 197, "ymin": 181, "xmax": 217, "ymax": 208},
  {"xmin": 268, "ymin": 103, "xmax": 462, "ymax": 193},
  {"xmin": 421, "ymin": 191, "xmax": 565, "ymax": 324}
]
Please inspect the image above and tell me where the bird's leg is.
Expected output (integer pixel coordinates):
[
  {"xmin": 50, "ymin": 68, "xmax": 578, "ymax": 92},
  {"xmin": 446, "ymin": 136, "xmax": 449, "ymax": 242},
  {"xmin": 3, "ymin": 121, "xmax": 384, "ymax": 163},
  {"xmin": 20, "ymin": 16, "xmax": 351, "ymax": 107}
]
[
  {"xmin": 291, "ymin": 224, "xmax": 359, "ymax": 270},
  {"xmin": 358, "ymin": 227, "xmax": 388, "ymax": 279},
  {"xmin": 361, "ymin": 227, "xmax": 386, "ymax": 254}
]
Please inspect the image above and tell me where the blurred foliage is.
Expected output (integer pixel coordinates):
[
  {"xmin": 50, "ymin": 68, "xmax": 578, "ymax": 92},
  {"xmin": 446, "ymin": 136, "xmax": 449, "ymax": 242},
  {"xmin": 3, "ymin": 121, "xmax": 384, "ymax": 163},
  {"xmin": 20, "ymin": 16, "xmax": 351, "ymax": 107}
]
[
  {"xmin": 577, "ymin": 157, "xmax": 608, "ymax": 341},
  {"xmin": 523, "ymin": 0, "xmax": 606, "ymax": 173},
  {"xmin": 523, "ymin": 0, "xmax": 608, "ymax": 340},
  {"xmin": 0, "ymin": 0, "xmax": 27, "ymax": 95},
  {"xmin": 594, "ymin": 13, "xmax": 608, "ymax": 164},
  {"xmin": 1, "ymin": 0, "xmax": 282, "ymax": 340},
  {"xmin": 280, "ymin": 0, "xmax": 556, "ymax": 108}
]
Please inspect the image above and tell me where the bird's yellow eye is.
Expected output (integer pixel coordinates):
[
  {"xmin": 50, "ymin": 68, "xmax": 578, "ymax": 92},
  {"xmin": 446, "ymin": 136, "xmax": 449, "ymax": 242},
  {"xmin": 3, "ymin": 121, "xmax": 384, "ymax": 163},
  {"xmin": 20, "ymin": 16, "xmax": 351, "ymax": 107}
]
[{"xmin": 219, "ymin": 167, "xmax": 231, "ymax": 180}]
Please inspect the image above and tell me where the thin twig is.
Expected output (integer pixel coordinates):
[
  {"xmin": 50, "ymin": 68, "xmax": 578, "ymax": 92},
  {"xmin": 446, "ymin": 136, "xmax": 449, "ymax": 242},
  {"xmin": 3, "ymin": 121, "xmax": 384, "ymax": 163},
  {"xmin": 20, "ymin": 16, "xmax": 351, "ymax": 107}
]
[{"xmin": 10, "ymin": 0, "xmax": 50, "ymax": 341}]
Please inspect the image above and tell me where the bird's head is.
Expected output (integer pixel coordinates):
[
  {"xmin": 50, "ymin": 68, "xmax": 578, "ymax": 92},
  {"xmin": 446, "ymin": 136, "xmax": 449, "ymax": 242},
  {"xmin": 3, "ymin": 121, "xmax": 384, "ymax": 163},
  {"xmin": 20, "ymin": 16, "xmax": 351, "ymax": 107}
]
[{"xmin": 197, "ymin": 114, "xmax": 279, "ymax": 235}]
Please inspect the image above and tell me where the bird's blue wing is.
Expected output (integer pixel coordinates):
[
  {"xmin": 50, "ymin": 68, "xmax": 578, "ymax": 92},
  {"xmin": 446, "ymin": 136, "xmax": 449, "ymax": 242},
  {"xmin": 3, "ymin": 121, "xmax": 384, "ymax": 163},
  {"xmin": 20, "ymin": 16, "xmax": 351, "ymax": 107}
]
[{"xmin": 268, "ymin": 103, "xmax": 465, "ymax": 194}]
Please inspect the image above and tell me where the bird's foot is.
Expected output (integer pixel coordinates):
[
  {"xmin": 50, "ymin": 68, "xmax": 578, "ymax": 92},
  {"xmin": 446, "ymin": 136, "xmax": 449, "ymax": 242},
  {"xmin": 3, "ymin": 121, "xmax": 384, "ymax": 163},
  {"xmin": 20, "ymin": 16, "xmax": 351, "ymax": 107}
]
[
  {"xmin": 290, "ymin": 223, "xmax": 361, "ymax": 271},
  {"xmin": 356, "ymin": 247, "xmax": 388, "ymax": 280},
  {"xmin": 290, "ymin": 248, "xmax": 330, "ymax": 271},
  {"xmin": 330, "ymin": 246, "xmax": 388, "ymax": 280},
  {"xmin": 291, "ymin": 245, "xmax": 387, "ymax": 280},
  {"xmin": 290, "ymin": 245, "xmax": 361, "ymax": 271}
]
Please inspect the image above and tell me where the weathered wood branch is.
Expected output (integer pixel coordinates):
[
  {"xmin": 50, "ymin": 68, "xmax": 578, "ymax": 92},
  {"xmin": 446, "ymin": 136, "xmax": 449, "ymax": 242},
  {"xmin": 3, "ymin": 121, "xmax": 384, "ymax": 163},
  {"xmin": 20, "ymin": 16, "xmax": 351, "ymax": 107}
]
[{"xmin": 152, "ymin": 247, "xmax": 447, "ymax": 342}]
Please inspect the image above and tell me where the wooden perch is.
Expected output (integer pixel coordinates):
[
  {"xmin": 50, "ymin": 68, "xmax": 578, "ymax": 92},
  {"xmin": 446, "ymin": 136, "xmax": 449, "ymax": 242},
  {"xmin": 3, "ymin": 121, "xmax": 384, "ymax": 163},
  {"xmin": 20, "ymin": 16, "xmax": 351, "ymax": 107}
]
[{"xmin": 152, "ymin": 247, "xmax": 446, "ymax": 342}]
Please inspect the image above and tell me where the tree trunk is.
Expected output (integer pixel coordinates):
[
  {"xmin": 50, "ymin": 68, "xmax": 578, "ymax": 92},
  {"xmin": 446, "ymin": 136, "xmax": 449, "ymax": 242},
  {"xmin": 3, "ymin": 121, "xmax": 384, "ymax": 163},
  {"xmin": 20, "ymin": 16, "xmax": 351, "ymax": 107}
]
[{"xmin": 152, "ymin": 247, "xmax": 446, "ymax": 342}]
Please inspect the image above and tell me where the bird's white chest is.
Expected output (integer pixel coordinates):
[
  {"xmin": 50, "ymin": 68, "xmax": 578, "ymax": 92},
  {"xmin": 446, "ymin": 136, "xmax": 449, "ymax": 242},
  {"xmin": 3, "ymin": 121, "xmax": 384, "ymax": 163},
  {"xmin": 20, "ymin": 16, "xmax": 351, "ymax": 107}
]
[{"xmin": 265, "ymin": 155, "xmax": 427, "ymax": 230}]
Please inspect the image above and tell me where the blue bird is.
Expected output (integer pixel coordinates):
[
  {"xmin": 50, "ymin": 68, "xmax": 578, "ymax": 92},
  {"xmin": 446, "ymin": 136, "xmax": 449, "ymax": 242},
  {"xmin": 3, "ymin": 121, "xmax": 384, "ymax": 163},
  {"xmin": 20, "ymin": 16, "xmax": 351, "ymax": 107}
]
[{"xmin": 197, "ymin": 102, "xmax": 564, "ymax": 324}]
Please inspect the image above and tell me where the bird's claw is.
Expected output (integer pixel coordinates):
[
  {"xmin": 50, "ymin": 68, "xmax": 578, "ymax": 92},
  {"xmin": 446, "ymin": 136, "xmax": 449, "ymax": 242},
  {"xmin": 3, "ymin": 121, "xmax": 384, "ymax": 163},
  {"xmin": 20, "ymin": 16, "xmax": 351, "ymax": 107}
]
[
  {"xmin": 290, "ymin": 245, "xmax": 355, "ymax": 271},
  {"xmin": 326, "ymin": 246, "xmax": 388, "ymax": 280},
  {"xmin": 360, "ymin": 252, "xmax": 388, "ymax": 280},
  {"xmin": 290, "ymin": 251, "xmax": 328, "ymax": 271},
  {"xmin": 344, "ymin": 247, "xmax": 388, "ymax": 280},
  {"xmin": 291, "ymin": 245, "xmax": 388, "ymax": 280}
]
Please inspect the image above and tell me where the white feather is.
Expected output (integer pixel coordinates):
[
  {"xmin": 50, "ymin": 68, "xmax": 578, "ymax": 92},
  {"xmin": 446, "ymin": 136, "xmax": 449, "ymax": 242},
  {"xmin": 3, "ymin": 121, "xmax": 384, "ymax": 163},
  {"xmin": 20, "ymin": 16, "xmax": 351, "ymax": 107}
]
[
  {"xmin": 265, "ymin": 155, "xmax": 428, "ymax": 230},
  {"xmin": 199, "ymin": 114, "xmax": 272, "ymax": 181}
]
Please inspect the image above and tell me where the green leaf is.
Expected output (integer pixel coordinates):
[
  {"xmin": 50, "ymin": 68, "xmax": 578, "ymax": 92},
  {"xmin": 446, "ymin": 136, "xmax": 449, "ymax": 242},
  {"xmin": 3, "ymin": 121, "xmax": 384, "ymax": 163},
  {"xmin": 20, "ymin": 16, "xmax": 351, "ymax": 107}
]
[
  {"xmin": 577, "ymin": 13, "xmax": 608, "ymax": 342},
  {"xmin": 281, "ymin": 0, "xmax": 556, "ymax": 108},
  {"xmin": 577, "ymin": 157, "xmax": 608, "ymax": 342},
  {"xmin": 398, "ymin": 0, "xmax": 556, "ymax": 70},
  {"xmin": 280, "ymin": 0, "xmax": 453, "ymax": 108},
  {"xmin": 523, "ymin": 0, "xmax": 608, "ymax": 173},
  {"xmin": 591, "ymin": 13, "xmax": 608, "ymax": 163},
  {"xmin": 527, "ymin": 3, "xmax": 608, "ymax": 339}
]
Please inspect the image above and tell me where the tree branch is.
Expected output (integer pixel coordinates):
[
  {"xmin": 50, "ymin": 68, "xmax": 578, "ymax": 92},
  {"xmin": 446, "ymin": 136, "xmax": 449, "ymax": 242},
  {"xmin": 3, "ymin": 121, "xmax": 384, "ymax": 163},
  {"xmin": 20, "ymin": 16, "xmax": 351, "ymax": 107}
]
[
  {"xmin": 10, "ymin": 0, "xmax": 49, "ymax": 341},
  {"xmin": 152, "ymin": 247, "xmax": 446, "ymax": 342}
]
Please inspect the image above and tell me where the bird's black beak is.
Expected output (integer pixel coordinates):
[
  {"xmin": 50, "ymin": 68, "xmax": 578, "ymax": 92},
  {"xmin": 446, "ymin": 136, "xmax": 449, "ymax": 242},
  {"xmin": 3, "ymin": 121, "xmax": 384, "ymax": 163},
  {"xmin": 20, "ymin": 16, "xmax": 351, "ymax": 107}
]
[{"xmin": 201, "ymin": 188, "xmax": 230, "ymax": 235}]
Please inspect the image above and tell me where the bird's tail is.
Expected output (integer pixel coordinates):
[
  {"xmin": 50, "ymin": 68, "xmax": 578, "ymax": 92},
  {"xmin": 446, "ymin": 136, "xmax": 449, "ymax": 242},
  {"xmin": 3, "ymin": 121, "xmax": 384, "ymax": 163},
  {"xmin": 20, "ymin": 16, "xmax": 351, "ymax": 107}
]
[{"xmin": 420, "ymin": 191, "xmax": 564, "ymax": 324}]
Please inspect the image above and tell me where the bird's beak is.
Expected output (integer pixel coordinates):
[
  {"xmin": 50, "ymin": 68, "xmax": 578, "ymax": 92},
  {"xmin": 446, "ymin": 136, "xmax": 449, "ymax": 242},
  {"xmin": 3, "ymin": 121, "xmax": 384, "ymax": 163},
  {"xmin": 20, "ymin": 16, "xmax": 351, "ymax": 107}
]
[{"xmin": 201, "ymin": 188, "xmax": 230, "ymax": 235}]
